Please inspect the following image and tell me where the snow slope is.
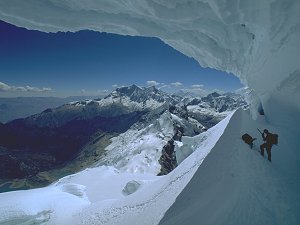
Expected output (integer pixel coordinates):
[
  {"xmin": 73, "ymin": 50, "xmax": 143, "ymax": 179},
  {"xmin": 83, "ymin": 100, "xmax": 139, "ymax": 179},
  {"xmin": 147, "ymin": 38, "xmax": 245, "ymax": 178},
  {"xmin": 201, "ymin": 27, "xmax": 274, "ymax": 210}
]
[{"xmin": 160, "ymin": 110, "xmax": 300, "ymax": 225}]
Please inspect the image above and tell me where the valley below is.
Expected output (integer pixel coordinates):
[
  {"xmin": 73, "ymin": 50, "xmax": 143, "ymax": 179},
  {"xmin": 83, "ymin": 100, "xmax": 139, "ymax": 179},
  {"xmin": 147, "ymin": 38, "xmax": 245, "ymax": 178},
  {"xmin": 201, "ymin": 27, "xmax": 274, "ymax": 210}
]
[{"xmin": 0, "ymin": 85, "xmax": 247, "ymax": 192}]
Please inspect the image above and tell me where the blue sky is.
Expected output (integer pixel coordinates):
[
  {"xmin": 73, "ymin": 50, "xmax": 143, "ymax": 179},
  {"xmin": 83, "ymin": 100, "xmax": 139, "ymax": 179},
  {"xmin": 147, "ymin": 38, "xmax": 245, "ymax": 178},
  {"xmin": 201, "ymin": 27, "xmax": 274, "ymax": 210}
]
[{"xmin": 0, "ymin": 20, "xmax": 243, "ymax": 97}]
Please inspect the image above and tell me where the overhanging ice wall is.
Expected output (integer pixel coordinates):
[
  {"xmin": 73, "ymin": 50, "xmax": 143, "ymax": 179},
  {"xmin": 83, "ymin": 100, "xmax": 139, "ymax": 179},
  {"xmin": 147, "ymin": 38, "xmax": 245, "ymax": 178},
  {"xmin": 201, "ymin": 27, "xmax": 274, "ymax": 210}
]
[{"xmin": 0, "ymin": 0, "xmax": 299, "ymax": 125}]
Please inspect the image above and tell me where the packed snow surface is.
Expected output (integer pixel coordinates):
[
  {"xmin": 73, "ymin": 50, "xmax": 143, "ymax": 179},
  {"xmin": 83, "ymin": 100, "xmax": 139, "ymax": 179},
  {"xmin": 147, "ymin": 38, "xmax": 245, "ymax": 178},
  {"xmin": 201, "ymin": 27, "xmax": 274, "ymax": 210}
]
[{"xmin": 160, "ymin": 109, "xmax": 300, "ymax": 225}]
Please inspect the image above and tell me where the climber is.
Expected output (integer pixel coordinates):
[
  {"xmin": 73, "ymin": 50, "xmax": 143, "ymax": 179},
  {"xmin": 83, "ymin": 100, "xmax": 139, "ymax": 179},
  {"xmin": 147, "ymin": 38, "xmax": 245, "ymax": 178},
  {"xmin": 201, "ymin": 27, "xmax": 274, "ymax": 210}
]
[
  {"xmin": 241, "ymin": 133, "xmax": 256, "ymax": 149},
  {"xmin": 258, "ymin": 129, "xmax": 278, "ymax": 162}
]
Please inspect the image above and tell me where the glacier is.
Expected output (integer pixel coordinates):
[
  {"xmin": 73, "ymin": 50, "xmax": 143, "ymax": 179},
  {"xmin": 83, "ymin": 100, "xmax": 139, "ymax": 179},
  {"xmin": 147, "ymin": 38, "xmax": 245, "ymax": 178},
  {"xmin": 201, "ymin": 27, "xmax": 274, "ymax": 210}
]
[{"xmin": 0, "ymin": 1, "xmax": 300, "ymax": 224}]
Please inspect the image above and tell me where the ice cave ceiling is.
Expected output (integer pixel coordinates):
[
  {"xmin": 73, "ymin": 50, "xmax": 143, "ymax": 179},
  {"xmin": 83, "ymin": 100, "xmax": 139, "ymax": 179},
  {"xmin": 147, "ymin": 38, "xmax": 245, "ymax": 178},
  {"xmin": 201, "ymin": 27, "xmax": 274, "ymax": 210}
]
[{"xmin": 0, "ymin": 0, "xmax": 299, "ymax": 123}]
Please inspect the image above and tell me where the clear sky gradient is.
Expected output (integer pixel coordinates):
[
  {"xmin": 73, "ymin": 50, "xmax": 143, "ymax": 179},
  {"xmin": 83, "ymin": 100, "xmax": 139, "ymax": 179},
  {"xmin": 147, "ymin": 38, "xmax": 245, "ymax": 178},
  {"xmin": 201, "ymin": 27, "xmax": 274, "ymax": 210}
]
[{"xmin": 0, "ymin": 20, "xmax": 243, "ymax": 97}]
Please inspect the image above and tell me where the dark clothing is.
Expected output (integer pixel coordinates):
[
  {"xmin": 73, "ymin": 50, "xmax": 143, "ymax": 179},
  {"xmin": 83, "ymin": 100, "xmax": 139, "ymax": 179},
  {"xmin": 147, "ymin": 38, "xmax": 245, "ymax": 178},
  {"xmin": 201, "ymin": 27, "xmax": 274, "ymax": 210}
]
[
  {"xmin": 260, "ymin": 143, "xmax": 272, "ymax": 161},
  {"xmin": 260, "ymin": 132, "xmax": 273, "ymax": 162}
]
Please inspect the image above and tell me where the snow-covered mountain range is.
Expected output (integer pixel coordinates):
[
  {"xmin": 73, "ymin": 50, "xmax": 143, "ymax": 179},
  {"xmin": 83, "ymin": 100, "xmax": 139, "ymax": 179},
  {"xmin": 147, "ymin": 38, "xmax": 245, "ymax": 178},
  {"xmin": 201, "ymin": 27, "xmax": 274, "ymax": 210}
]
[
  {"xmin": 0, "ymin": 85, "xmax": 247, "ymax": 188},
  {"xmin": 0, "ymin": 85, "xmax": 249, "ymax": 224},
  {"xmin": 24, "ymin": 85, "xmax": 246, "ymax": 128},
  {"xmin": 0, "ymin": 84, "xmax": 299, "ymax": 225}
]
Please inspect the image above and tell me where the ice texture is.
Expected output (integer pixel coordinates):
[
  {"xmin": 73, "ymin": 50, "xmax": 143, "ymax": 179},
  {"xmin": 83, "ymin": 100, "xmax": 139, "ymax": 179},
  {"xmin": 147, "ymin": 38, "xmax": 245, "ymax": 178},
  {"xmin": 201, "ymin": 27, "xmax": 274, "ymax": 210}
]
[{"xmin": 0, "ymin": 0, "xmax": 299, "ymax": 125}]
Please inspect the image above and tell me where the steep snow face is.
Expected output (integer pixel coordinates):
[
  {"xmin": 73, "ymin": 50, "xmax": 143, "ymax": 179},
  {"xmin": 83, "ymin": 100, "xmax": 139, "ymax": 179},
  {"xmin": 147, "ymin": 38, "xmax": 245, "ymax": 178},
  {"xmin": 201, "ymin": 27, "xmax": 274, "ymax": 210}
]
[
  {"xmin": 160, "ymin": 110, "xmax": 300, "ymax": 225},
  {"xmin": 95, "ymin": 111, "xmax": 175, "ymax": 175},
  {"xmin": 0, "ymin": 0, "xmax": 300, "ymax": 123}
]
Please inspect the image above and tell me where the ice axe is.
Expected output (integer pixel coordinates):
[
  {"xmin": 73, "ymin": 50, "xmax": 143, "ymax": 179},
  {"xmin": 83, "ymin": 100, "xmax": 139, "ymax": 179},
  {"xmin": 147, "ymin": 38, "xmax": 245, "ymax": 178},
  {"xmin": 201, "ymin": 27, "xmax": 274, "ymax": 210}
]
[
  {"xmin": 257, "ymin": 128, "xmax": 263, "ymax": 134},
  {"xmin": 257, "ymin": 128, "xmax": 267, "ymax": 143}
]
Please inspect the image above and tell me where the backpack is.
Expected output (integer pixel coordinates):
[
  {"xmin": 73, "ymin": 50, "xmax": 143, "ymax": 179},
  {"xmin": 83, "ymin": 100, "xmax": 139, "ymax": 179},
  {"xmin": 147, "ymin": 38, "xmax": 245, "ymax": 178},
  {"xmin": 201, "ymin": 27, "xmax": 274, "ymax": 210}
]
[
  {"xmin": 242, "ymin": 133, "xmax": 256, "ymax": 148},
  {"xmin": 242, "ymin": 133, "xmax": 254, "ymax": 145},
  {"xmin": 270, "ymin": 133, "xmax": 278, "ymax": 145}
]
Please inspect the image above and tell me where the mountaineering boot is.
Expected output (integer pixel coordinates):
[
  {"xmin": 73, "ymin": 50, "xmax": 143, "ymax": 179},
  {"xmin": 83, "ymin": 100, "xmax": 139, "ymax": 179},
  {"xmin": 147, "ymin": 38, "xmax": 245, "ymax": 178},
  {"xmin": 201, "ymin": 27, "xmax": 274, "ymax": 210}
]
[
  {"xmin": 267, "ymin": 149, "xmax": 271, "ymax": 162},
  {"xmin": 260, "ymin": 145, "xmax": 264, "ymax": 157}
]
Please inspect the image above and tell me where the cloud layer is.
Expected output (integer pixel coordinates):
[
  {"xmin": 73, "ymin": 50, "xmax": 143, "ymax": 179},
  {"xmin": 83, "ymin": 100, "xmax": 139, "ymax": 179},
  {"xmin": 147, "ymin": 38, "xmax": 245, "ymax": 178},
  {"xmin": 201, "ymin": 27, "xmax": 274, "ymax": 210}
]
[
  {"xmin": 146, "ymin": 80, "xmax": 160, "ymax": 86},
  {"xmin": 191, "ymin": 84, "xmax": 204, "ymax": 88},
  {"xmin": 0, "ymin": 82, "xmax": 52, "ymax": 93},
  {"xmin": 170, "ymin": 82, "xmax": 183, "ymax": 87}
]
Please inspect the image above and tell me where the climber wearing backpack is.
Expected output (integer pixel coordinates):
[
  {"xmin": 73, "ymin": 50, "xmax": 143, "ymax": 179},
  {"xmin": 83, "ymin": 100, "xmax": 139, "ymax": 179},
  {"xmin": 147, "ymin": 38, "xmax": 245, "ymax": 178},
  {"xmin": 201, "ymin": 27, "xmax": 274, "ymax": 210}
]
[{"xmin": 258, "ymin": 129, "xmax": 278, "ymax": 162}]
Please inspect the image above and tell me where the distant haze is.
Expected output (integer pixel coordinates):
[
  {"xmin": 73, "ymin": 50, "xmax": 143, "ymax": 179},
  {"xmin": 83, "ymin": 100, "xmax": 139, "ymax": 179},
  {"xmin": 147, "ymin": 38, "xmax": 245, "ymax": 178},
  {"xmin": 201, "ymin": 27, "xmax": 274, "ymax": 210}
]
[{"xmin": 0, "ymin": 96, "xmax": 102, "ymax": 123}]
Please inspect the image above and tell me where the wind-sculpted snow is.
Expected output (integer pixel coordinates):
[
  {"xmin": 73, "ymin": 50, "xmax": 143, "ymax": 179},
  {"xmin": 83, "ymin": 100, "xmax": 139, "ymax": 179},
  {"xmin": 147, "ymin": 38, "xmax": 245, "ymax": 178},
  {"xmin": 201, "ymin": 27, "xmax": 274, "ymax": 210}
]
[{"xmin": 0, "ymin": 0, "xmax": 300, "ymax": 123}]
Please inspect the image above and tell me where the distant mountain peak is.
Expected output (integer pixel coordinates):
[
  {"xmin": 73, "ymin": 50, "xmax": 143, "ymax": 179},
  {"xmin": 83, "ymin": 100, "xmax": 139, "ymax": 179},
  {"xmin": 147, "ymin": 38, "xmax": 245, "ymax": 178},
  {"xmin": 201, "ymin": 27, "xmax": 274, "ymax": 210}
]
[
  {"xmin": 114, "ymin": 84, "xmax": 141, "ymax": 95},
  {"xmin": 106, "ymin": 84, "xmax": 175, "ymax": 105},
  {"xmin": 207, "ymin": 92, "xmax": 221, "ymax": 98},
  {"xmin": 114, "ymin": 85, "xmax": 160, "ymax": 96},
  {"xmin": 145, "ymin": 85, "xmax": 158, "ymax": 92}
]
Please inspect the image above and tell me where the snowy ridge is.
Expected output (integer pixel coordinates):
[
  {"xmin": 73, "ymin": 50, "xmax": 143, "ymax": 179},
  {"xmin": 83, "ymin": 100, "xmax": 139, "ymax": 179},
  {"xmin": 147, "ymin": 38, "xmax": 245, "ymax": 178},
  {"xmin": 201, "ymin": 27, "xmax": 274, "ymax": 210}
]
[
  {"xmin": 0, "ymin": 108, "xmax": 234, "ymax": 225},
  {"xmin": 71, "ymin": 85, "xmax": 177, "ymax": 112},
  {"xmin": 93, "ymin": 99, "xmax": 234, "ymax": 176},
  {"xmin": 160, "ymin": 109, "xmax": 300, "ymax": 225},
  {"xmin": 71, "ymin": 111, "xmax": 235, "ymax": 225},
  {"xmin": 23, "ymin": 85, "xmax": 178, "ymax": 128},
  {"xmin": 23, "ymin": 85, "xmax": 244, "ymax": 131}
]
